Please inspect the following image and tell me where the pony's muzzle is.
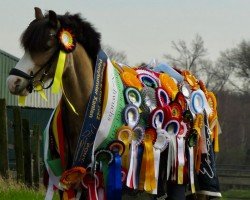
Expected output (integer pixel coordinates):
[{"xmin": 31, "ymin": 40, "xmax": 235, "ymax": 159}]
[{"xmin": 6, "ymin": 75, "xmax": 29, "ymax": 95}]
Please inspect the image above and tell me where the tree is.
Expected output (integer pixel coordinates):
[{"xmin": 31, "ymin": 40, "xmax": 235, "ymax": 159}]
[
  {"xmin": 163, "ymin": 34, "xmax": 226, "ymax": 92},
  {"xmin": 102, "ymin": 44, "xmax": 128, "ymax": 63},
  {"xmin": 164, "ymin": 34, "xmax": 207, "ymax": 74},
  {"xmin": 216, "ymin": 40, "xmax": 250, "ymax": 94}
]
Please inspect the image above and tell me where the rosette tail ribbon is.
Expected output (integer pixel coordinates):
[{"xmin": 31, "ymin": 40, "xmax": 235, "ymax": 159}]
[
  {"xmin": 140, "ymin": 129, "xmax": 157, "ymax": 192},
  {"xmin": 82, "ymin": 173, "xmax": 99, "ymax": 200},
  {"xmin": 126, "ymin": 126, "xmax": 144, "ymax": 189},
  {"xmin": 107, "ymin": 152, "xmax": 122, "ymax": 200}
]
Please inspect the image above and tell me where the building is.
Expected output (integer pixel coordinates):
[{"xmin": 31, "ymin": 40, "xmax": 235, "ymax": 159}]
[{"xmin": 0, "ymin": 49, "xmax": 61, "ymax": 169}]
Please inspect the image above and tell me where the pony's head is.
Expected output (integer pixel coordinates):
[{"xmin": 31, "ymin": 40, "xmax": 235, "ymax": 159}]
[{"xmin": 7, "ymin": 7, "xmax": 101, "ymax": 96}]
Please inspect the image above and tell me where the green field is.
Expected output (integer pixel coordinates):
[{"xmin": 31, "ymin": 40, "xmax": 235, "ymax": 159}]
[
  {"xmin": 1, "ymin": 176, "xmax": 250, "ymax": 200},
  {"xmin": 0, "ymin": 177, "xmax": 59, "ymax": 200},
  {"xmin": 222, "ymin": 189, "xmax": 250, "ymax": 199}
]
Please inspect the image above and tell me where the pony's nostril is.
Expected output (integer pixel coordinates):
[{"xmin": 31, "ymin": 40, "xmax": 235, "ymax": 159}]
[{"xmin": 14, "ymin": 78, "xmax": 21, "ymax": 85}]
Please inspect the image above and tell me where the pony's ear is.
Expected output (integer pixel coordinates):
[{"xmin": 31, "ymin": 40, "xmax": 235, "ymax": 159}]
[
  {"xmin": 34, "ymin": 7, "xmax": 44, "ymax": 19},
  {"xmin": 48, "ymin": 10, "xmax": 58, "ymax": 28}
]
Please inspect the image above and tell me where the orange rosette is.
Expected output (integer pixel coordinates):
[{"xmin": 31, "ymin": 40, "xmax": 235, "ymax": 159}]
[
  {"xmin": 142, "ymin": 128, "xmax": 157, "ymax": 191},
  {"xmin": 175, "ymin": 92, "xmax": 187, "ymax": 111},
  {"xmin": 60, "ymin": 166, "xmax": 86, "ymax": 189},
  {"xmin": 159, "ymin": 73, "xmax": 178, "ymax": 100},
  {"xmin": 182, "ymin": 70, "xmax": 199, "ymax": 90},
  {"xmin": 198, "ymin": 80, "xmax": 208, "ymax": 96},
  {"xmin": 193, "ymin": 114, "xmax": 204, "ymax": 135},
  {"xmin": 123, "ymin": 66, "xmax": 138, "ymax": 76},
  {"xmin": 206, "ymin": 91, "xmax": 218, "ymax": 127},
  {"xmin": 58, "ymin": 28, "xmax": 76, "ymax": 53},
  {"xmin": 121, "ymin": 71, "xmax": 143, "ymax": 90},
  {"xmin": 143, "ymin": 128, "xmax": 157, "ymax": 144}
]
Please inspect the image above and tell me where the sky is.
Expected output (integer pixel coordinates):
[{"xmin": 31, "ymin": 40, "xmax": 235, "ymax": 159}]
[{"xmin": 1, "ymin": 0, "xmax": 250, "ymax": 65}]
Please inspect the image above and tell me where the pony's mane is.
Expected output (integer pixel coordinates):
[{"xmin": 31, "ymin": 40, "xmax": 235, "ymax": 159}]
[{"xmin": 21, "ymin": 12, "xmax": 101, "ymax": 64}]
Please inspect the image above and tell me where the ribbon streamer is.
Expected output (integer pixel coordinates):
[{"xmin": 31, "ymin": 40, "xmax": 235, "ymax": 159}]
[
  {"xmin": 52, "ymin": 51, "xmax": 66, "ymax": 94},
  {"xmin": 107, "ymin": 153, "xmax": 122, "ymax": 200},
  {"xmin": 18, "ymin": 96, "xmax": 26, "ymax": 106}
]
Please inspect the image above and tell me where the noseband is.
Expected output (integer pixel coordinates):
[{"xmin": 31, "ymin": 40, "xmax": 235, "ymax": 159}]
[{"xmin": 9, "ymin": 50, "xmax": 59, "ymax": 93}]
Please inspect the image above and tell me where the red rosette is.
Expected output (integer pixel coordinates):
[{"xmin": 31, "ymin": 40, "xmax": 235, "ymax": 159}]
[
  {"xmin": 81, "ymin": 172, "xmax": 99, "ymax": 189},
  {"xmin": 169, "ymin": 102, "xmax": 183, "ymax": 120},
  {"xmin": 163, "ymin": 105, "xmax": 172, "ymax": 123},
  {"xmin": 135, "ymin": 67, "xmax": 161, "ymax": 78},
  {"xmin": 155, "ymin": 87, "xmax": 170, "ymax": 107}
]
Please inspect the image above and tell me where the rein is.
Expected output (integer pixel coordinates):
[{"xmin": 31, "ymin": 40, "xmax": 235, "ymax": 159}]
[{"xmin": 9, "ymin": 50, "xmax": 59, "ymax": 93}]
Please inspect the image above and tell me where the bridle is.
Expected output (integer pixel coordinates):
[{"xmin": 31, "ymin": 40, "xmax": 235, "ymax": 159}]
[
  {"xmin": 9, "ymin": 45, "xmax": 59, "ymax": 93},
  {"xmin": 9, "ymin": 16, "xmax": 77, "ymax": 94}
]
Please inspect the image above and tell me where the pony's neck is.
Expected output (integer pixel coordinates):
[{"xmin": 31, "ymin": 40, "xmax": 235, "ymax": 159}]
[
  {"xmin": 61, "ymin": 44, "xmax": 94, "ymax": 164},
  {"xmin": 63, "ymin": 44, "xmax": 94, "ymax": 117}
]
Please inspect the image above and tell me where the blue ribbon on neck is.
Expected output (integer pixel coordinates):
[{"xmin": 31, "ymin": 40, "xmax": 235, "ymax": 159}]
[
  {"xmin": 73, "ymin": 50, "xmax": 108, "ymax": 167},
  {"xmin": 107, "ymin": 152, "xmax": 122, "ymax": 200}
]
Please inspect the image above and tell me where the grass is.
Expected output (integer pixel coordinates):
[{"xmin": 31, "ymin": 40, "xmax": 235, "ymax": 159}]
[
  {"xmin": 222, "ymin": 189, "xmax": 250, "ymax": 199},
  {"xmin": 1, "ymin": 175, "xmax": 250, "ymax": 200},
  {"xmin": 0, "ymin": 176, "xmax": 59, "ymax": 200}
]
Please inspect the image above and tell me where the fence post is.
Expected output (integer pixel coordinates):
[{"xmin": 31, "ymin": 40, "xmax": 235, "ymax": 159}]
[
  {"xmin": 22, "ymin": 118, "xmax": 32, "ymax": 187},
  {"xmin": 13, "ymin": 106, "xmax": 24, "ymax": 182},
  {"xmin": 32, "ymin": 124, "xmax": 40, "ymax": 189},
  {"xmin": 0, "ymin": 99, "xmax": 9, "ymax": 178}
]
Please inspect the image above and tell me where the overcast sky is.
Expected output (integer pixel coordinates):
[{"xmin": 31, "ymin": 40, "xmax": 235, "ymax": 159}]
[{"xmin": 1, "ymin": 0, "xmax": 250, "ymax": 65}]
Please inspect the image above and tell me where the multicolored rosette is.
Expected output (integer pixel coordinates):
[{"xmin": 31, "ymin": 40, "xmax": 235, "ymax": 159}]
[
  {"xmin": 137, "ymin": 73, "xmax": 159, "ymax": 88},
  {"xmin": 122, "ymin": 104, "xmax": 140, "ymax": 128},
  {"xmin": 150, "ymin": 108, "xmax": 165, "ymax": 130},
  {"xmin": 190, "ymin": 90, "xmax": 206, "ymax": 114},
  {"xmin": 108, "ymin": 140, "xmax": 125, "ymax": 156},
  {"xmin": 124, "ymin": 87, "xmax": 142, "ymax": 108},
  {"xmin": 140, "ymin": 86, "xmax": 157, "ymax": 112},
  {"xmin": 57, "ymin": 28, "xmax": 76, "ymax": 53},
  {"xmin": 126, "ymin": 125, "xmax": 145, "ymax": 189},
  {"xmin": 135, "ymin": 68, "xmax": 160, "ymax": 89},
  {"xmin": 155, "ymin": 87, "xmax": 170, "ymax": 107},
  {"xmin": 152, "ymin": 130, "xmax": 169, "ymax": 194},
  {"xmin": 117, "ymin": 126, "xmax": 133, "ymax": 169}
]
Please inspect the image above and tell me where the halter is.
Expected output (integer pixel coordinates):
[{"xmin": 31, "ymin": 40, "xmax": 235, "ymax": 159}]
[{"xmin": 9, "ymin": 49, "xmax": 59, "ymax": 93}]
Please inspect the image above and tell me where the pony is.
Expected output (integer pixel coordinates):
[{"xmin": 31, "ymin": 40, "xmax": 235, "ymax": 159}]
[
  {"xmin": 7, "ymin": 7, "xmax": 221, "ymax": 200},
  {"xmin": 7, "ymin": 7, "xmax": 101, "ymax": 199}
]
